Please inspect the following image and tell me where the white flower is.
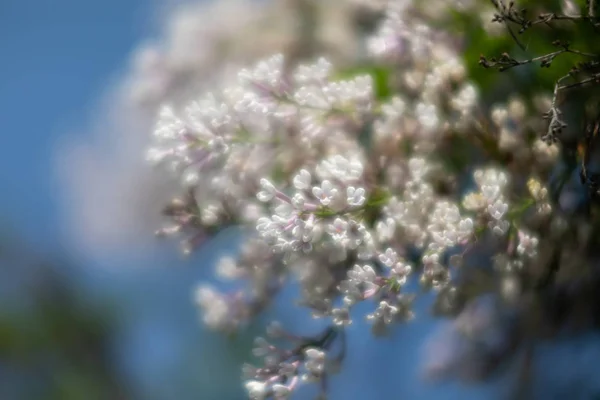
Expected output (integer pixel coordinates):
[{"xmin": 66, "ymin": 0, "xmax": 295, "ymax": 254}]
[
  {"xmin": 422, "ymin": 252, "xmax": 441, "ymax": 267},
  {"xmin": 474, "ymin": 168, "xmax": 509, "ymax": 203},
  {"xmin": 517, "ymin": 230, "xmax": 539, "ymax": 258},
  {"xmin": 245, "ymin": 380, "xmax": 268, "ymax": 400},
  {"xmin": 340, "ymin": 264, "xmax": 380, "ymax": 305},
  {"xmin": 257, "ymin": 178, "xmax": 278, "ymax": 202},
  {"xmin": 256, "ymin": 217, "xmax": 276, "ymax": 237},
  {"xmin": 312, "ymin": 180, "xmax": 339, "ymax": 206},
  {"xmin": 275, "ymin": 201, "xmax": 295, "ymax": 217},
  {"xmin": 294, "ymin": 57, "xmax": 332, "ymax": 84},
  {"xmin": 379, "ymin": 248, "xmax": 399, "ymax": 267},
  {"xmin": 367, "ymin": 300, "xmax": 399, "ymax": 325},
  {"xmin": 489, "ymin": 220, "xmax": 510, "ymax": 236},
  {"xmin": 462, "ymin": 192, "xmax": 486, "ymax": 211},
  {"xmin": 457, "ymin": 218, "xmax": 474, "ymax": 239},
  {"xmin": 216, "ymin": 256, "xmax": 244, "ymax": 280},
  {"xmin": 390, "ymin": 261, "xmax": 412, "ymax": 284},
  {"xmin": 238, "ymin": 53, "xmax": 285, "ymax": 91},
  {"xmin": 415, "ymin": 102, "xmax": 439, "ymax": 131},
  {"xmin": 527, "ymin": 178, "xmax": 548, "ymax": 201},
  {"xmin": 252, "ymin": 336, "xmax": 271, "ymax": 357},
  {"xmin": 346, "ymin": 186, "xmax": 366, "ymax": 207},
  {"xmin": 348, "ymin": 264, "xmax": 378, "ymax": 284},
  {"xmin": 451, "ymin": 83, "xmax": 478, "ymax": 114},
  {"xmin": 291, "ymin": 193, "xmax": 307, "ymax": 209},
  {"xmin": 317, "ymin": 155, "xmax": 364, "ymax": 182},
  {"xmin": 291, "ymin": 217, "xmax": 317, "ymax": 246},
  {"xmin": 481, "ymin": 184, "xmax": 501, "ymax": 203},
  {"xmin": 303, "ymin": 347, "xmax": 326, "ymax": 381},
  {"xmin": 376, "ymin": 217, "xmax": 396, "ymax": 242},
  {"xmin": 293, "ymin": 169, "xmax": 312, "ymax": 190},
  {"xmin": 201, "ymin": 204, "xmax": 221, "ymax": 225},
  {"xmin": 194, "ymin": 285, "xmax": 234, "ymax": 331},
  {"xmin": 271, "ymin": 384, "xmax": 291, "ymax": 399},
  {"xmin": 327, "ymin": 217, "xmax": 348, "ymax": 241},
  {"xmin": 339, "ymin": 280, "xmax": 363, "ymax": 305},
  {"xmin": 408, "ymin": 157, "xmax": 429, "ymax": 180},
  {"xmin": 488, "ymin": 199, "xmax": 509, "ymax": 220},
  {"xmin": 332, "ymin": 306, "xmax": 352, "ymax": 326}
]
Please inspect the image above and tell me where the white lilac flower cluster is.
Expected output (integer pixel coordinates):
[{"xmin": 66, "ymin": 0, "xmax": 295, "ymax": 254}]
[
  {"xmin": 146, "ymin": 0, "xmax": 571, "ymax": 397},
  {"xmin": 242, "ymin": 323, "xmax": 339, "ymax": 400},
  {"xmin": 463, "ymin": 168, "xmax": 511, "ymax": 236},
  {"xmin": 149, "ymin": 53, "xmax": 374, "ymax": 256},
  {"xmin": 59, "ymin": 0, "xmax": 382, "ymax": 257}
]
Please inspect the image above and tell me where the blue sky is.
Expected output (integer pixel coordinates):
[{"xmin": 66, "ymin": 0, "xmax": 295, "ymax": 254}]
[{"xmin": 0, "ymin": 0, "xmax": 152, "ymax": 248}]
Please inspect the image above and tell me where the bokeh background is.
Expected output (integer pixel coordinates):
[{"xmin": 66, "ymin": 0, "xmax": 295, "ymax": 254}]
[{"xmin": 3, "ymin": 0, "xmax": 600, "ymax": 399}]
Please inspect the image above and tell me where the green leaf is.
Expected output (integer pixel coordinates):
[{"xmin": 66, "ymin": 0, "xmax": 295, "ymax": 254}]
[
  {"xmin": 367, "ymin": 187, "xmax": 391, "ymax": 207},
  {"xmin": 314, "ymin": 207, "xmax": 337, "ymax": 218}
]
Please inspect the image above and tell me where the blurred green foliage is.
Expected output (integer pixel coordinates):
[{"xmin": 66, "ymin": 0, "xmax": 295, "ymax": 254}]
[
  {"xmin": 456, "ymin": 0, "xmax": 599, "ymax": 105},
  {"xmin": 0, "ymin": 238, "xmax": 129, "ymax": 400}
]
